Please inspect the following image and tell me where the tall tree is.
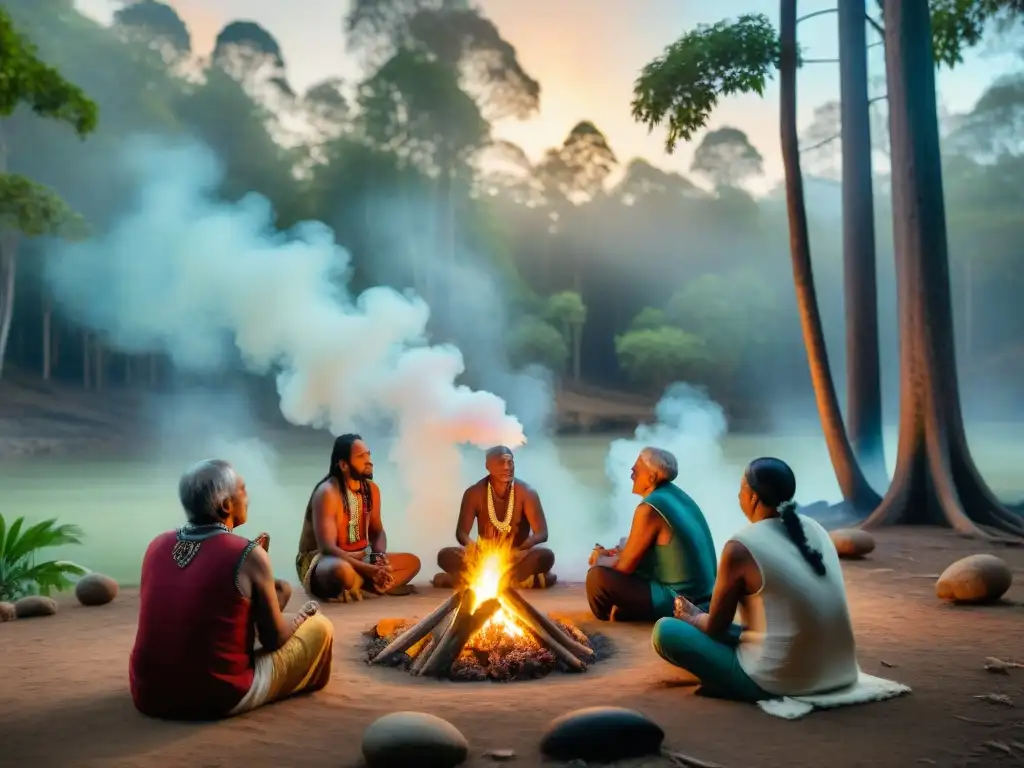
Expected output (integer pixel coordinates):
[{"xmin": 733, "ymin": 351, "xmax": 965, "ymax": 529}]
[
  {"xmin": 0, "ymin": 7, "xmax": 97, "ymax": 380},
  {"xmin": 864, "ymin": 0, "xmax": 1024, "ymax": 537},
  {"xmin": 690, "ymin": 126, "xmax": 764, "ymax": 190},
  {"xmin": 839, "ymin": 0, "xmax": 887, "ymax": 489},
  {"xmin": 632, "ymin": 13, "xmax": 881, "ymax": 511},
  {"xmin": 345, "ymin": 0, "xmax": 540, "ymax": 286},
  {"xmin": 112, "ymin": 0, "xmax": 191, "ymax": 64},
  {"xmin": 535, "ymin": 120, "xmax": 618, "ymax": 291}
]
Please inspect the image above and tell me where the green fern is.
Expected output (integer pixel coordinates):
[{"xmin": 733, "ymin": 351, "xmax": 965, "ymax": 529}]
[{"xmin": 0, "ymin": 513, "xmax": 86, "ymax": 601}]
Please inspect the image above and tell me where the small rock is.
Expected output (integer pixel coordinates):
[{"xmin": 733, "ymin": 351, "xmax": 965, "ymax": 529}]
[
  {"xmin": 75, "ymin": 573, "xmax": 119, "ymax": 607},
  {"xmin": 829, "ymin": 529, "xmax": 876, "ymax": 559},
  {"xmin": 375, "ymin": 618, "xmax": 408, "ymax": 638},
  {"xmin": 484, "ymin": 749, "xmax": 515, "ymax": 761},
  {"xmin": 362, "ymin": 711, "xmax": 469, "ymax": 768},
  {"xmin": 14, "ymin": 596, "xmax": 58, "ymax": 618},
  {"xmin": 936, "ymin": 554, "xmax": 1012, "ymax": 604},
  {"xmin": 540, "ymin": 706, "xmax": 664, "ymax": 762},
  {"xmin": 0, "ymin": 602, "xmax": 15, "ymax": 622}
]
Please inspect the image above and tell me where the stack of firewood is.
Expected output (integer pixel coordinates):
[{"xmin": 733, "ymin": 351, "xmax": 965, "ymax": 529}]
[{"xmin": 371, "ymin": 583, "xmax": 595, "ymax": 677}]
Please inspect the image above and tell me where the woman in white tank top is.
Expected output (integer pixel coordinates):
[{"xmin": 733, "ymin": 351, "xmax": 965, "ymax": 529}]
[{"xmin": 651, "ymin": 457, "xmax": 859, "ymax": 702}]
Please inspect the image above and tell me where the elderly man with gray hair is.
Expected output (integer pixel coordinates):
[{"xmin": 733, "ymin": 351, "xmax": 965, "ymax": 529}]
[
  {"xmin": 130, "ymin": 459, "xmax": 334, "ymax": 720},
  {"xmin": 586, "ymin": 447, "xmax": 718, "ymax": 623}
]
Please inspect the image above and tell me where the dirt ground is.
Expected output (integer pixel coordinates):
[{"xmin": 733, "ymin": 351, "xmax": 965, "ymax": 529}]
[{"xmin": 2, "ymin": 527, "xmax": 1023, "ymax": 768}]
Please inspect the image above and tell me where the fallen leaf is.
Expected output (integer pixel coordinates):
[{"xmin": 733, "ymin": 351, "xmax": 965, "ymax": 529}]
[
  {"xmin": 955, "ymin": 715, "xmax": 1000, "ymax": 725},
  {"xmin": 975, "ymin": 693, "xmax": 1015, "ymax": 707},
  {"xmin": 664, "ymin": 750, "xmax": 725, "ymax": 768},
  {"xmin": 982, "ymin": 740, "xmax": 1012, "ymax": 754}
]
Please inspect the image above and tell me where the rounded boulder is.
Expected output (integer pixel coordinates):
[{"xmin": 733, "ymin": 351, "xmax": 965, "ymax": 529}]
[
  {"xmin": 936, "ymin": 554, "xmax": 1012, "ymax": 605},
  {"xmin": 829, "ymin": 528, "xmax": 876, "ymax": 559},
  {"xmin": 75, "ymin": 573, "xmax": 119, "ymax": 607},
  {"xmin": 14, "ymin": 595, "xmax": 58, "ymax": 618},
  {"xmin": 362, "ymin": 711, "xmax": 469, "ymax": 768},
  {"xmin": 540, "ymin": 706, "xmax": 664, "ymax": 762},
  {"xmin": 0, "ymin": 602, "xmax": 15, "ymax": 622}
]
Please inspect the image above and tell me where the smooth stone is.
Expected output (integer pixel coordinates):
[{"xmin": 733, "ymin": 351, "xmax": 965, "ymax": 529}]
[
  {"xmin": 936, "ymin": 554, "xmax": 1012, "ymax": 604},
  {"xmin": 14, "ymin": 595, "xmax": 58, "ymax": 618},
  {"xmin": 75, "ymin": 573, "xmax": 119, "ymax": 606},
  {"xmin": 829, "ymin": 528, "xmax": 876, "ymax": 559},
  {"xmin": 0, "ymin": 602, "xmax": 15, "ymax": 622},
  {"xmin": 362, "ymin": 711, "xmax": 469, "ymax": 768},
  {"xmin": 540, "ymin": 706, "xmax": 664, "ymax": 762}
]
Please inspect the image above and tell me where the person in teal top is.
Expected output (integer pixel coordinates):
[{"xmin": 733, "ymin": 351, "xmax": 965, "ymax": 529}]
[{"xmin": 586, "ymin": 447, "xmax": 718, "ymax": 622}]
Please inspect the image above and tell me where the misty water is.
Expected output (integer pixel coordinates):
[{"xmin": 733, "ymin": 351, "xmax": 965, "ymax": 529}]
[{"xmin": 4, "ymin": 425, "xmax": 1022, "ymax": 586}]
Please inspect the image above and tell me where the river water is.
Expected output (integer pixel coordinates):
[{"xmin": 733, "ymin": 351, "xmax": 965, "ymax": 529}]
[{"xmin": 3, "ymin": 426, "xmax": 1021, "ymax": 585}]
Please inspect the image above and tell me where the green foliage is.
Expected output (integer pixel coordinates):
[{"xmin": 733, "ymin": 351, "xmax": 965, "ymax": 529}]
[
  {"xmin": 544, "ymin": 290, "xmax": 587, "ymax": 332},
  {"xmin": 0, "ymin": 174, "xmax": 88, "ymax": 237},
  {"xmin": 113, "ymin": 1, "xmax": 191, "ymax": 57},
  {"xmin": 358, "ymin": 48, "xmax": 490, "ymax": 172},
  {"xmin": 666, "ymin": 270, "xmax": 776, "ymax": 372},
  {"xmin": 507, "ymin": 316, "xmax": 569, "ymax": 373},
  {"xmin": 0, "ymin": 7, "xmax": 97, "ymax": 134},
  {"xmin": 629, "ymin": 306, "xmax": 668, "ymax": 332},
  {"xmin": 928, "ymin": 0, "xmax": 1024, "ymax": 68},
  {"xmin": 631, "ymin": 14, "xmax": 780, "ymax": 153},
  {"xmin": 691, "ymin": 126, "xmax": 765, "ymax": 189},
  {"xmin": 615, "ymin": 326, "xmax": 708, "ymax": 393},
  {"xmin": 345, "ymin": 0, "xmax": 540, "ymax": 120},
  {"xmin": 0, "ymin": 514, "xmax": 86, "ymax": 601}
]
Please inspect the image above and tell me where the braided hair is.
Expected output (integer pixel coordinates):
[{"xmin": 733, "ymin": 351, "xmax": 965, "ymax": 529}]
[{"xmin": 744, "ymin": 457, "xmax": 826, "ymax": 577}]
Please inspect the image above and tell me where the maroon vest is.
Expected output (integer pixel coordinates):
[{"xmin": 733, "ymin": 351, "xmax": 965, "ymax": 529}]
[{"xmin": 129, "ymin": 530, "xmax": 256, "ymax": 720}]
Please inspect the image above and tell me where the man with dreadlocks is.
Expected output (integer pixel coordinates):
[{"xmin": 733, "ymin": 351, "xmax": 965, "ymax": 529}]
[
  {"xmin": 434, "ymin": 445, "xmax": 557, "ymax": 589},
  {"xmin": 295, "ymin": 434, "xmax": 421, "ymax": 601}
]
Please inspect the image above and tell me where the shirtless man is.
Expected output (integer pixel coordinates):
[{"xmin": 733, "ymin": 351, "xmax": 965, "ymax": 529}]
[
  {"xmin": 434, "ymin": 445, "xmax": 557, "ymax": 589},
  {"xmin": 295, "ymin": 434, "xmax": 421, "ymax": 601}
]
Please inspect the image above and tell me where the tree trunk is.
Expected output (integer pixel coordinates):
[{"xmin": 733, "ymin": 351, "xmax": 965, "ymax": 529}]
[
  {"xmin": 572, "ymin": 322, "xmax": 582, "ymax": 382},
  {"xmin": 42, "ymin": 296, "xmax": 52, "ymax": 381},
  {"xmin": 863, "ymin": 0, "xmax": 1024, "ymax": 538},
  {"xmin": 94, "ymin": 340, "xmax": 104, "ymax": 391},
  {"xmin": 780, "ymin": 0, "xmax": 881, "ymax": 512},
  {"xmin": 0, "ymin": 232, "xmax": 17, "ymax": 382},
  {"xmin": 82, "ymin": 331, "xmax": 91, "ymax": 388},
  {"xmin": 52, "ymin": 315, "xmax": 61, "ymax": 369},
  {"xmin": 838, "ymin": 0, "xmax": 887, "ymax": 490}
]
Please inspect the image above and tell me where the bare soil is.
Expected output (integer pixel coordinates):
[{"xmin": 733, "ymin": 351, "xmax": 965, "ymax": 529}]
[{"xmin": 2, "ymin": 527, "xmax": 1024, "ymax": 768}]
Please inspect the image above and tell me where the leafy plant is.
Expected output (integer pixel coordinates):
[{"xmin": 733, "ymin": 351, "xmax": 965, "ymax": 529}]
[{"xmin": 0, "ymin": 514, "xmax": 86, "ymax": 601}]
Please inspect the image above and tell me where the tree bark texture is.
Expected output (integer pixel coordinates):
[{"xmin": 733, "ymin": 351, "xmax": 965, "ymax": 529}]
[
  {"xmin": 838, "ymin": 0, "xmax": 887, "ymax": 490},
  {"xmin": 780, "ymin": 0, "xmax": 881, "ymax": 512},
  {"xmin": 864, "ymin": 0, "xmax": 1024, "ymax": 538},
  {"xmin": 0, "ymin": 233, "xmax": 16, "ymax": 382}
]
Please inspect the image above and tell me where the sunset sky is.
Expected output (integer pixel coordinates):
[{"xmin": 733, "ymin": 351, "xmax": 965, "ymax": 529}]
[{"xmin": 76, "ymin": 0, "xmax": 1022, "ymax": 189}]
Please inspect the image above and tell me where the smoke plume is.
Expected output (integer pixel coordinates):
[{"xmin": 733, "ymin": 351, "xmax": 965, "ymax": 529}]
[{"xmin": 45, "ymin": 138, "xmax": 525, "ymax": 553}]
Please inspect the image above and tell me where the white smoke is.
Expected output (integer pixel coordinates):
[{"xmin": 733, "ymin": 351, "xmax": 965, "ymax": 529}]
[
  {"xmin": 45, "ymin": 138, "xmax": 525, "ymax": 554},
  {"xmin": 605, "ymin": 384, "xmax": 748, "ymax": 556}
]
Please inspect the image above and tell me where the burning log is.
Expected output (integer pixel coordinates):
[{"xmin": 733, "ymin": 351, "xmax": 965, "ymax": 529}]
[
  {"xmin": 503, "ymin": 588, "xmax": 595, "ymax": 663},
  {"xmin": 498, "ymin": 594, "xmax": 586, "ymax": 672},
  {"xmin": 371, "ymin": 592, "xmax": 460, "ymax": 665},
  {"xmin": 419, "ymin": 591, "xmax": 502, "ymax": 677},
  {"xmin": 370, "ymin": 541, "xmax": 597, "ymax": 679}
]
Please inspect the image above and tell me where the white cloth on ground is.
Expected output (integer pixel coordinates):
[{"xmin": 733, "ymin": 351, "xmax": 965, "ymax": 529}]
[{"xmin": 756, "ymin": 670, "xmax": 911, "ymax": 720}]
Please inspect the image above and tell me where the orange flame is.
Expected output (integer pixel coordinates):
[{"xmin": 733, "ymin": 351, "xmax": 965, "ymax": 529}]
[{"xmin": 463, "ymin": 539, "xmax": 523, "ymax": 637}]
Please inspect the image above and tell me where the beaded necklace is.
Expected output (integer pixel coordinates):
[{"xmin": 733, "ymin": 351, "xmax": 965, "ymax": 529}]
[
  {"xmin": 342, "ymin": 481, "xmax": 371, "ymax": 546},
  {"xmin": 486, "ymin": 481, "xmax": 515, "ymax": 536}
]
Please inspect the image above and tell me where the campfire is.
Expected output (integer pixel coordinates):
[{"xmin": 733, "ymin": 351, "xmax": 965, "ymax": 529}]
[{"xmin": 368, "ymin": 541, "xmax": 598, "ymax": 680}]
